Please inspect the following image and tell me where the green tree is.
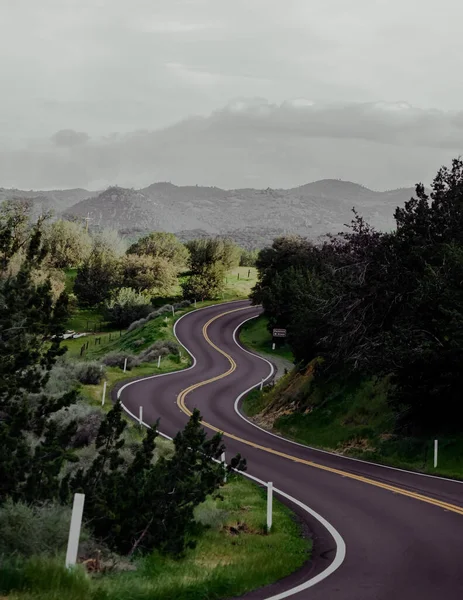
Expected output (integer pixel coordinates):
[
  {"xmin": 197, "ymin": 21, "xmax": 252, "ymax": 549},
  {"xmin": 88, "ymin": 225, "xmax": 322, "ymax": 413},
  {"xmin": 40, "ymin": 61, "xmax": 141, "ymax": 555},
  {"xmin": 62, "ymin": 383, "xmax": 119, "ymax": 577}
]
[
  {"xmin": 181, "ymin": 262, "xmax": 226, "ymax": 300},
  {"xmin": 128, "ymin": 232, "xmax": 188, "ymax": 270},
  {"xmin": 121, "ymin": 254, "xmax": 177, "ymax": 294},
  {"xmin": 68, "ymin": 404, "xmax": 245, "ymax": 556},
  {"xmin": 44, "ymin": 219, "xmax": 92, "ymax": 268},
  {"xmin": 0, "ymin": 224, "xmax": 78, "ymax": 504},
  {"xmin": 103, "ymin": 287, "xmax": 152, "ymax": 327},
  {"xmin": 74, "ymin": 240, "xmax": 121, "ymax": 306}
]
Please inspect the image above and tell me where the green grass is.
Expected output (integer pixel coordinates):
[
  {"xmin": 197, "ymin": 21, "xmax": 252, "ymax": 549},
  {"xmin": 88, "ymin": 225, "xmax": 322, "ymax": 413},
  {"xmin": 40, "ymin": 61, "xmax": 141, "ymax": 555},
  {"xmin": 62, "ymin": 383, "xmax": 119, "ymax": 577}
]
[
  {"xmin": 1, "ymin": 477, "xmax": 310, "ymax": 600},
  {"xmin": 242, "ymin": 367, "xmax": 463, "ymax": 480},
  {"xmin": 223, "ymin": 267, "xmax": 257, "ymax": 300},
  {"xmin": 239, "ymin": 315, "xmax": 294, "ymax": 362}
]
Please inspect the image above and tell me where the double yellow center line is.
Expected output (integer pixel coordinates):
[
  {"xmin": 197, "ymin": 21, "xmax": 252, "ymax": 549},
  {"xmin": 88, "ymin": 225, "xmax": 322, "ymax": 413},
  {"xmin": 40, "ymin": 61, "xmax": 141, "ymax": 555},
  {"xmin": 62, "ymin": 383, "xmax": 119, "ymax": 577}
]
[{"xmin": 177, "ymin": 307, "xmax": 463, "ymax": 516}]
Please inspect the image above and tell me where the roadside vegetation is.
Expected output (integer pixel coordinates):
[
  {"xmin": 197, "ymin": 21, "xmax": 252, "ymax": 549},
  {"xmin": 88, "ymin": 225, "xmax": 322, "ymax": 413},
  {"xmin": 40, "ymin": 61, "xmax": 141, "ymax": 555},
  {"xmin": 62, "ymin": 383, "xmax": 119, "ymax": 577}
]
[
  {"xmin": 0, "ymin": 204, "xmax": 308, "ymax": 600},
  {"xmin": 244, "ymin": 158, "xmax": 463, "ymax": 480}
]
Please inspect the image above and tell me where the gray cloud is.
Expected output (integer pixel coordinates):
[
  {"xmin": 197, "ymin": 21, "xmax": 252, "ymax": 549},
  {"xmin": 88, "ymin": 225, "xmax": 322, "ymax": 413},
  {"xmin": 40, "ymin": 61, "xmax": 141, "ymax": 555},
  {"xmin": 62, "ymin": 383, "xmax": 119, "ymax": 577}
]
[
  {"xmin": 51, "ymin": 129, "xmax": 90, "ymax": 147},
  {"xmin": 0, "ymin": 99, "xmax": 461, "ymax": 191}
]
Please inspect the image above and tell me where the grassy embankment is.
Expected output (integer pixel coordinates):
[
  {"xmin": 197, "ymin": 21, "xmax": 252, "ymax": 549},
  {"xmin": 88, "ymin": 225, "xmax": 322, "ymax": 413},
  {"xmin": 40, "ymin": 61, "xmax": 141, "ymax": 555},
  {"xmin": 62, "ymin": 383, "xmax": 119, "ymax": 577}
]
[
  {"xmin": 3, "ymin": 266, "xmax": 311, "ymax": 600},
  {"xmin": 240, "ymin": 319, "xmax": 463, "ymax": 480},
  {"xmin": 0, "ymin": 476, "xmax": 310, "ymax": 600}
]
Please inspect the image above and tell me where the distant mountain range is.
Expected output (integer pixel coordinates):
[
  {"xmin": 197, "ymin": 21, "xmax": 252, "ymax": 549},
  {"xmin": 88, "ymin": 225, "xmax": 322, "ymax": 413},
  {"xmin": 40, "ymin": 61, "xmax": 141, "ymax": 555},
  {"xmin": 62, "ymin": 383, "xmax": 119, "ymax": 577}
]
[{"xmin": 0, "ymin": 180, "xmax": 419, "ymax": 248}]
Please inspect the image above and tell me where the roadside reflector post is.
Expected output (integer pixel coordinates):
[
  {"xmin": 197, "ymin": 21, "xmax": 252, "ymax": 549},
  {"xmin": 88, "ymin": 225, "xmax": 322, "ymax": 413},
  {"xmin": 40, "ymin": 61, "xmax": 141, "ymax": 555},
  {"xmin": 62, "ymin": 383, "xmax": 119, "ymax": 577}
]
[
  {"xmin": 194, "ymin": 299, "xmax": 197, "ymax": 307},
  {"xmin": 165, "ymin": 316, "xmax": 168, "ymax": 322},
  {"xmin": 65, "ymin": 493, "xmax": 85, "ymax": 568},
  {"xmin": 139, "ymin": 406, "xmax": 143, "ymax": 428},
  {"xmin": 123, "ymin": 357, "xmax": 127, "ymax": 373},
  {"xmin": 157, "ymin": 355, "xmax": 161, "ymax": 368},
  {"xmin": 101, "ymin": 381, "xmax": 107, "ymax": 406},
  {"xmin": 221, "ymin": 452, "xmax": 227, "ymax": 483},
  {"xmin": 272, "ymin": 343, "xmax": 276, "ymax": 350},
  {"xmin": 267, "ymin": 482, "xmax": 273, "ymax": 532},
  {"xmin": 172, "ymin": 305, "xmax": 175, "ymax": 316},
  {"xmin": 260, "ymin": 379, "xmax": 264, "ymax": 391},
  {"xmin": 434, "ymin": 439, "xmax": 438, "ymax": 468}
]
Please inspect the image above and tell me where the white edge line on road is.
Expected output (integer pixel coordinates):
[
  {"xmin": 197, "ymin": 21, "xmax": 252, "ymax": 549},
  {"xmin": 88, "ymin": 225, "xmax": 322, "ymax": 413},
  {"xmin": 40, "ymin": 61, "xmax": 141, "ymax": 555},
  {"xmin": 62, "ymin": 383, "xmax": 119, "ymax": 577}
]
[
  {"xmin": 116, "ymin": 300, "xmax": 347, "ymax": 598},
  {"xmin": 232, "ymin": 315, "xmax": 463, "ymax": 486}
]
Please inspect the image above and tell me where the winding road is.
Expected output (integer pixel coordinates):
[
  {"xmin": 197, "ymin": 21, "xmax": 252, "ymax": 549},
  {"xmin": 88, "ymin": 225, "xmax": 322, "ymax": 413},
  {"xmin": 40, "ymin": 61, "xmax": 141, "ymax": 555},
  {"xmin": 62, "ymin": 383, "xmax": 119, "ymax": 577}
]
[{"xmin": 117, "ymin": 300, "xmax": 463, "ymax": 600}]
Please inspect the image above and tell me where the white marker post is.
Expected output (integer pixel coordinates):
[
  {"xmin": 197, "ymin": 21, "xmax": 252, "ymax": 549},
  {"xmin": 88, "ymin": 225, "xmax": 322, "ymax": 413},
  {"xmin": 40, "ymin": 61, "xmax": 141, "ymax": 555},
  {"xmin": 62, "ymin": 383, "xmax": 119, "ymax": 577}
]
[
  {"xmin": 139, "ymin": 406, "xmax": 143, "ymax": 428},
  {"xmin": 434, "ymin": 439, "xmax": 438, "ymax": 468},
  {"xmin": 172, "ymin": 305, "xmax": 175, "ymax": 316},
  {"xmin": 65, "ymin": 493, "xmax": 85, "ymax": 568},
  {"xmin": 221, "ymin": 452, "xmax": 227, "ymax": 483},
  {"xmin": 157, "ymin": 355, "xmax": 161, "ymax": 368},
  {"xmin": 123, "ymin": 357, "xmax": 128, "ymax": 373},
  {"xmin": 101, "ymin": 381, "xmax": 107, "ymax": 406},
  {"xmin": 194, "ymin": 299, "xmax": 197, "ymax": 308},
  {"xmin": 272, "ymin": 343, "xmax": 276, "ymax": 350},
  {"xmin": 267, "ymin": 482, "xmax": 273, "ymax": 532},
  {"xmin": 260, "ymin": 379, "xmax": 264, "ymax": 391}
]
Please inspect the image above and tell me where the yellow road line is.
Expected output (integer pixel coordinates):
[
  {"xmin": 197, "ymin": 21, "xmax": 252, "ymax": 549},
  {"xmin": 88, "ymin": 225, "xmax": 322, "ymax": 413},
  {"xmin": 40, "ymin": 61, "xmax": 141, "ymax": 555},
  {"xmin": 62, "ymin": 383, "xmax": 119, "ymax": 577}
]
[{"xmin": 177, "ymin": 308, "xmax": 463, "ymax": 517}]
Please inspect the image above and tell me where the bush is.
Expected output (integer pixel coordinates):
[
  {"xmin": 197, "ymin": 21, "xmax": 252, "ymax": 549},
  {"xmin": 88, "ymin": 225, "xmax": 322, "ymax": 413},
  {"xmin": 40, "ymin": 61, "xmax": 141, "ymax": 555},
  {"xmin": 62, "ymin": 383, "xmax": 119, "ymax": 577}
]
[
  {"xmin": 75, "ymin": 361, "xmax": 105, "ymax": 385},
  {"xmin": 104, "ymin": 287, "xmax": 152, "ymax": 328},
  {"xmin": 101, "ymin": 351, "xmax": 137, "ymax": 370},
  {"xmin": 51, "ymin": 403, "xmax": 104, "ymax": 448},
  {"xmin": 0, "ymin": 499, "xmax": 93, "ymax": 557},
  {"xmin": 137, "ymin": 340, "xmax": 180, "ymax": 363},
  {"xmin": 127, "ymin": 301, "xmax": 192, "ymax": 333}
]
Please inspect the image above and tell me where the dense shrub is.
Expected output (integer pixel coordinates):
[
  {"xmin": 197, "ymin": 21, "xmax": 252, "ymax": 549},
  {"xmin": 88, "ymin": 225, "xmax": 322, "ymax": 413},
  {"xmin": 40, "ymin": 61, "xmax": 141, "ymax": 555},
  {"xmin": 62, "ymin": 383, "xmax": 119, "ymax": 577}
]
[
  {"xmin": 100, "ymin": 351, "xmax": 138, "ymax": 370},
  {"xmin": 104, "ymin": 287, "xmax": 152, "ymax": 328},
  {"xmin": 51, "ymin": 403, "xmax": 104, "ymax": 448},
  {"xmin": 0, "ymin": 499, "xmax": 92, "ymax": 557},
  {"xmin": 75, "ymin": 361, "xmax": 105, "ymax": 385},
  {"xmin": 137, "ymin": 340, "xmax": 180, "ymax": 363},
  {"xmin": 127, "ymin": 301, "xmax": 191, "ymax": 332}
]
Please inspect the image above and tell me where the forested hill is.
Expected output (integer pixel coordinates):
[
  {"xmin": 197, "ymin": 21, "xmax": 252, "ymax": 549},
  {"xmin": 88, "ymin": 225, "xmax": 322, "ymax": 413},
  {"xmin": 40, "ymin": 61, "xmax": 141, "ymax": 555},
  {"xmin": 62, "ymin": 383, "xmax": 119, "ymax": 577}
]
[{"xmin": 1, "ymin": 180, "xmax": 419, "ymax": 247}]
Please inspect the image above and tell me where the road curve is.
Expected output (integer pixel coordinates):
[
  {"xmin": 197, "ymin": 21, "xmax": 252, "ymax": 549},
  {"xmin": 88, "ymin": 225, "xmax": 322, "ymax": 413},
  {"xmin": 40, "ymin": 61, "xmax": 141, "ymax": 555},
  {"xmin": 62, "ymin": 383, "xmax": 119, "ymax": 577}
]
[{"xmin": 118, "ymin": 301, "xmax": 463, "ymax": 600}]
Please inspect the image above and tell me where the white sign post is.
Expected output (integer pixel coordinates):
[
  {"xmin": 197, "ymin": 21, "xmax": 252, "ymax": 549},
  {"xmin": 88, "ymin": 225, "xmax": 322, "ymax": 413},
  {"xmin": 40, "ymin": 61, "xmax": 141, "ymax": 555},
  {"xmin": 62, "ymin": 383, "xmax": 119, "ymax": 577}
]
[
  {"xmin": 267, "ymin": 482, "xmax": 273, "ymax": 532},
  {"xmin": 65, "ymin": 493, "xmax": 85, "ymax": 568},
  {"xmin": 123, "ymin": 357, "xmax": 127, "ymax": 373},
  {"xmin": 139, "ymin": 406, "xmax": 143, "ymax": 428},
  {"xmin": 434, "ymin": 439, "xmax": 438, "ymax": 468},
  {"xmin": 101, "ymin": 381, "xmax": 107, "ymax": 406}
]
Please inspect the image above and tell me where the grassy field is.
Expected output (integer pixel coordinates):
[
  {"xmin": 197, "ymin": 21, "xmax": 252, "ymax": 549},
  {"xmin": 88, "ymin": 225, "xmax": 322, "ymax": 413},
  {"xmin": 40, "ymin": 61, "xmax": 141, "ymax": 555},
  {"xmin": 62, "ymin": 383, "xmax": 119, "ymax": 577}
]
[
  {"xmin": 1, "ymin": 478, "xmax": 310, "ymax": 600},
  {"xmin": 239, "ymin": 315, "xmax": 294, "ymax": 362}
]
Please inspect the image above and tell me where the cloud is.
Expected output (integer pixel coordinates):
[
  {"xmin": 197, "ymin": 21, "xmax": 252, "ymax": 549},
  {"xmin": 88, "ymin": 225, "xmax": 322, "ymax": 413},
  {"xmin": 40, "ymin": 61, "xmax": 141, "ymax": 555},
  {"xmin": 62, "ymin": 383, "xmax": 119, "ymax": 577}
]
[
  {"xmin": 51, "ymin": 129, "xmax": 90, "ymax": 147},
  {"xmin": 0, "ymin": 99, "xmax": 462, "ymax": 191}
]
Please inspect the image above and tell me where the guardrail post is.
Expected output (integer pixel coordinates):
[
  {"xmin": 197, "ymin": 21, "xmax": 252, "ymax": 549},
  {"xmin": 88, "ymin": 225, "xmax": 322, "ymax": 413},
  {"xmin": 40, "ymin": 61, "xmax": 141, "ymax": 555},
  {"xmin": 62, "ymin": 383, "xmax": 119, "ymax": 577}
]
[
  {"xmin": 221, "ymin": 452, "xmax": 227, "ymax": 483},
  {"xmin": 65, "ymin": 493, "xmax": 85, "ymax": 568},
  {"xmin": 101, "ymin": 381, "xmax": 107, "ymax": 406},
  {"xmin": 267, "ymin": 482, "xmax": 273, "ymax": 532}
]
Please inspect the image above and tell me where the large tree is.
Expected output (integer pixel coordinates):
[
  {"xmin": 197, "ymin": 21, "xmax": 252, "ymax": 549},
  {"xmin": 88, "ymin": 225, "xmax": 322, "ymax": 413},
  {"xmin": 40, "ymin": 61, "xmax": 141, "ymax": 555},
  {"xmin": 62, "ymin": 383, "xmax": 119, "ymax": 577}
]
[
  {"xmin": 74, "ymin": 239, "xmax": 121, "ymax": 306},
  {"xmin": 44, "ymin": 219, "xmax": 92, "ymax": 269},
  {"xmin": 127, "ymin": 232, "xmax": 188, "ymax": 270}
]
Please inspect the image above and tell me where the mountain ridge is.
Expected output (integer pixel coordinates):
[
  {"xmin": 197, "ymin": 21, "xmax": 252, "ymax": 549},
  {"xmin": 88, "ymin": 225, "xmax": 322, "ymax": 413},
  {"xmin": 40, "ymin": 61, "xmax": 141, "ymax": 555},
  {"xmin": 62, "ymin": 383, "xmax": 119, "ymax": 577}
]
[{"xmin": 1, "ymin": 179, "xmax": 420, "ymax": 247}]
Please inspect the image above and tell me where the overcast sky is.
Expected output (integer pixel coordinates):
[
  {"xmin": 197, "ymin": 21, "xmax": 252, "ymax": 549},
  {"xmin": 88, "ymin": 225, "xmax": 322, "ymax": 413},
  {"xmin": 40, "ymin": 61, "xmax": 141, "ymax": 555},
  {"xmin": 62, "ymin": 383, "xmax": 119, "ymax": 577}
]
[{"xmin": 1, "ymin": 0, "xmax": 463, "ymax": 190}]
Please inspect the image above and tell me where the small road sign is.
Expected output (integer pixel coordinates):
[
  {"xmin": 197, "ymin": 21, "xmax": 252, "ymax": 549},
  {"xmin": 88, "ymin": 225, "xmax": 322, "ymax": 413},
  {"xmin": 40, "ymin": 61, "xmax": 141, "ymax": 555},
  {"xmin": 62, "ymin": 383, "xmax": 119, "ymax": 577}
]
[{"xmin": 273, "ymin": 328, "xmax": 287, "ymax": 338}]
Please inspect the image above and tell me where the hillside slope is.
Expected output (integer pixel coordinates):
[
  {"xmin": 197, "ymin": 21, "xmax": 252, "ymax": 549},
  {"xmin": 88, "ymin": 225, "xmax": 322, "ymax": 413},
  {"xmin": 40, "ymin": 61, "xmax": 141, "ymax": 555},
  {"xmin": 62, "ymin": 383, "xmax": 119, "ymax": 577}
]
[{"xmin": 62, "ymin": 179, "xmax": 418, "ymax": 243}]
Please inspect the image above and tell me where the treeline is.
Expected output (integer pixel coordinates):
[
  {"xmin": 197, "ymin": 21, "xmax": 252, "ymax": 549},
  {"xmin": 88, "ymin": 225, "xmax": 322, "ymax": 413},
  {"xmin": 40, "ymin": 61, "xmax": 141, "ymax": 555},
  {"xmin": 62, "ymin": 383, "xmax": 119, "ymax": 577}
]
[
  {"xmin": 0, "ymin": 202, "xmax": 257, "ymax": 329},
  {"xmin": 0, "ymin": 207, "xmax": 245, "ymax": 559},
  {"xmin": 252, "ymin": 159, "xmax": 463, "ymax": 435}
]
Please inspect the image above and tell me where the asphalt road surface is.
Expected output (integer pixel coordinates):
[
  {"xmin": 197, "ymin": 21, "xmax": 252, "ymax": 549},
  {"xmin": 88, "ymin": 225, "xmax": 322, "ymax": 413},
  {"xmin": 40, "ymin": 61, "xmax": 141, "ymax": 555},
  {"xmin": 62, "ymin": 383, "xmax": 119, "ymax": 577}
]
[{"xmin": 118, "ymin": 300, "xmax": 463, "ymax": 600}]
